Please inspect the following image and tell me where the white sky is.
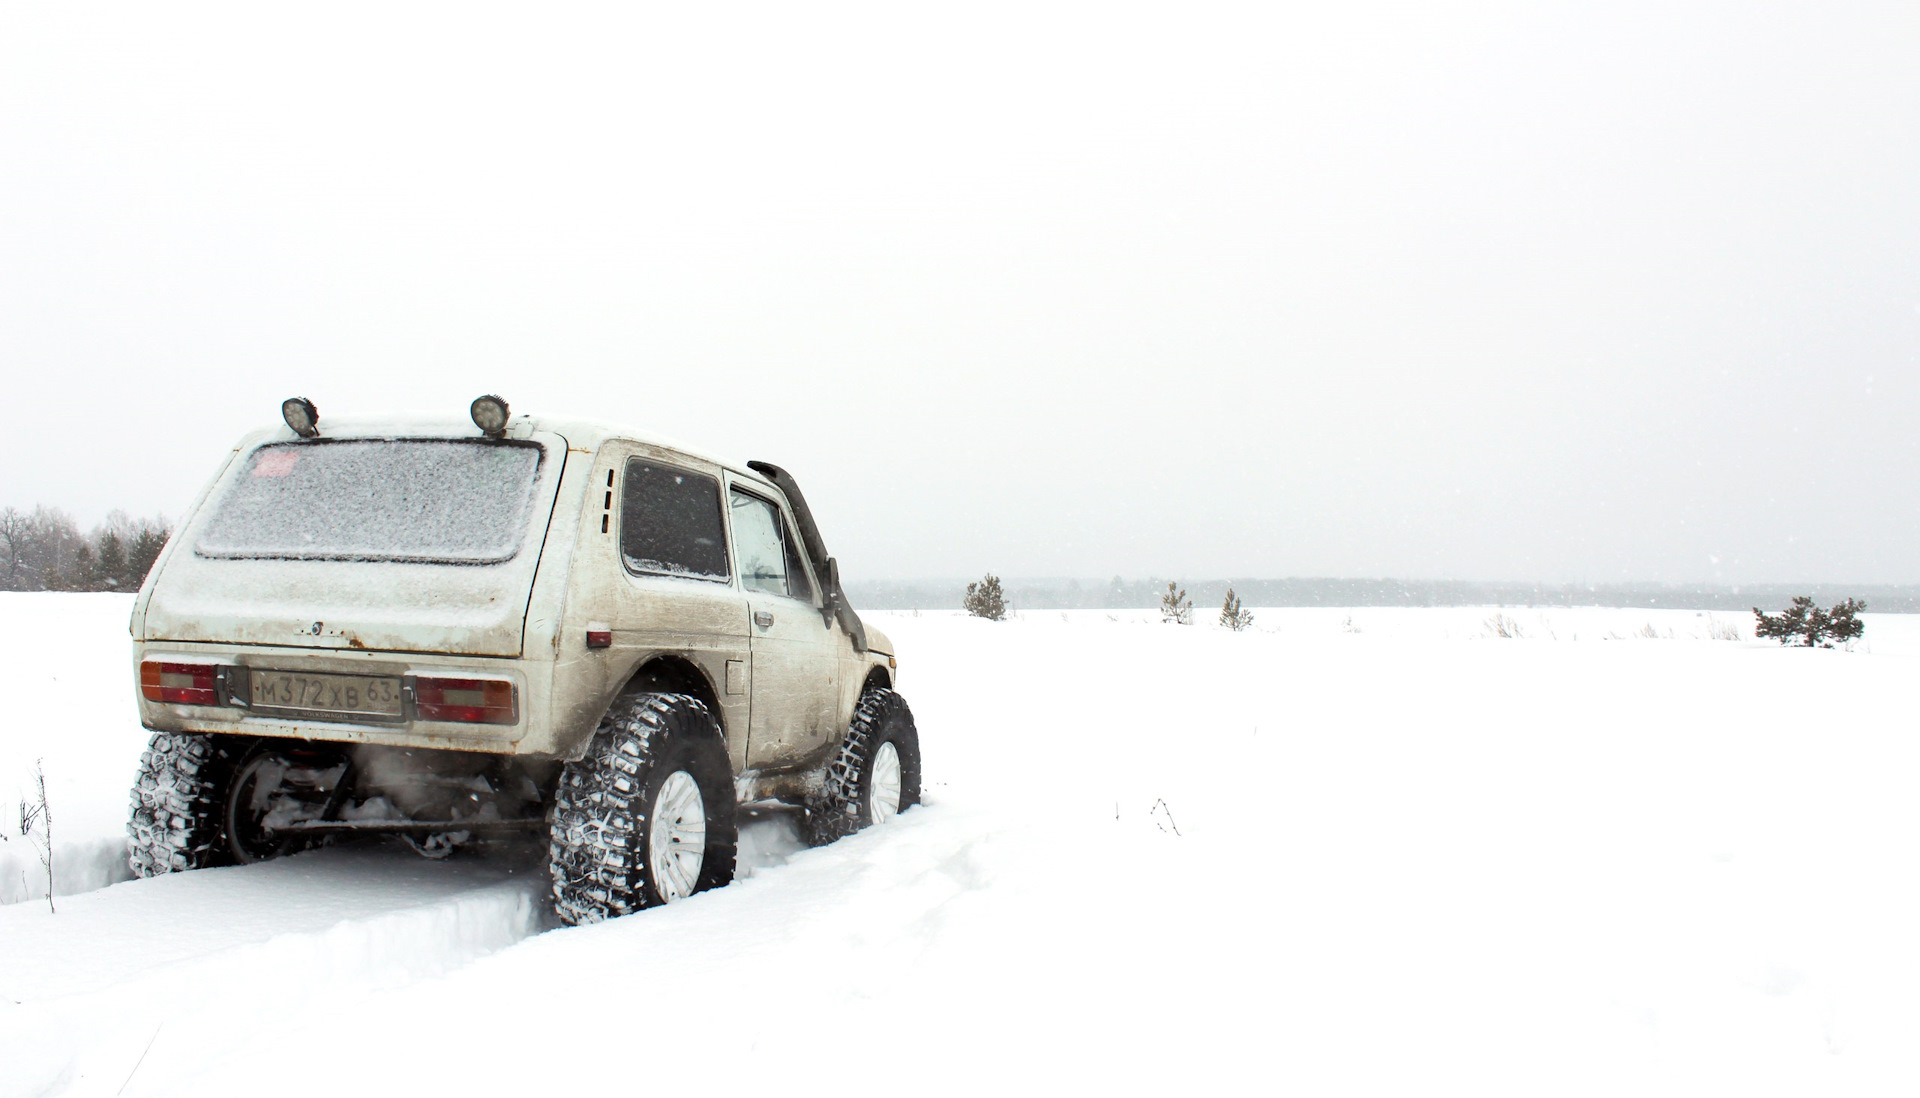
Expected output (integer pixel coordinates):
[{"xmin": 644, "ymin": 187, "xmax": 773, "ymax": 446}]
[{"xmin": 3, "ymin": 2, "xmax": 1916, "ymax": 585}]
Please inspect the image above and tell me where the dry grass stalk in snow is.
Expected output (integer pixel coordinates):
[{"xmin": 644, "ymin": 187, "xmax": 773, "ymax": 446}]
[
  {"xmin": 1483, "ymin": 613, "xmax": 1525, "ymax": 639},
  {"xmin": 1705, "ymin": 615, "xmax": 1745, "ymax": 642},
  {"xmin": 13, "ymin": 759, "xmax": 53, "ymax": 913}
]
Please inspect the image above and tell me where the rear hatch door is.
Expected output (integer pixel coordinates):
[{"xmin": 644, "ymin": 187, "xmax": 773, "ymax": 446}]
[{"xmin": 143, "ymin": 429, "xmax": 569, "ymax": 657}]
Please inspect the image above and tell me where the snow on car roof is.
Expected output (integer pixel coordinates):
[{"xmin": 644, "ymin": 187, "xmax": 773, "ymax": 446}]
[{"xmin": 228, "ymin": 413, "xmax": 774, "ymax": 487}]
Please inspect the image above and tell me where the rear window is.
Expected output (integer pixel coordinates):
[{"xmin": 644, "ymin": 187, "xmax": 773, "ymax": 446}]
[{"xmin": 195, "ymin": 439, "xmax": 546, "ymax": 564}]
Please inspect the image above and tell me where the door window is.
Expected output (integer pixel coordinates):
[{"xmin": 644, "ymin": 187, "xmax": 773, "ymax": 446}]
[{"xmin": 729, "ymin": 490, "xmax": 807, "ymax": 599}]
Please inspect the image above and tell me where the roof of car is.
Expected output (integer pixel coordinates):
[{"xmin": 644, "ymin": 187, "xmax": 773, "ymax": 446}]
[{"xmin": 236, "ymin": 413, "xmax": 772, "ymax": 487}]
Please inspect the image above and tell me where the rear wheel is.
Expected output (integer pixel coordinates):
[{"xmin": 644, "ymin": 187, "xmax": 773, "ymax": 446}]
[
  {"xmin": 222, "ymin": 742, "xmax": 346, "ymax": 864},
  {"xmin": 128, "ymin": 731, "xmax": 238, "ymax": 876},
  {"xmin": 128, "ymin": 733, "xmax": 353, "ymax": 875},
  {"xmin": 805, "ymin": 688, "xmax": 922, "ymax": 845},
  {"xmin": 548, "ymin": 692, "xmax": 738, "ymax": 925}
]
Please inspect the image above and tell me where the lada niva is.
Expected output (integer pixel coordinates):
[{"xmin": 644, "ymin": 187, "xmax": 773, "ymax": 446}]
[{"xmin": 127, "ymin": 396, "xmax": 919, "ymax": 924}]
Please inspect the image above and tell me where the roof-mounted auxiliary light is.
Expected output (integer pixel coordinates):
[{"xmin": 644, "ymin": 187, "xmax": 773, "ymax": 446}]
[
  {"xmin": 471, "ymin": 394, "xmax": 510, "ymax": 439},
  {"xmin": 282, "ymin": 397, "xmax": 320, "ymax": 438}
]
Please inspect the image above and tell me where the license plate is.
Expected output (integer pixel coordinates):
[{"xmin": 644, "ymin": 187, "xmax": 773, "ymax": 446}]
[{"xmin": 248, "ymin": 670, "xmax": 403, "ymax": 719}]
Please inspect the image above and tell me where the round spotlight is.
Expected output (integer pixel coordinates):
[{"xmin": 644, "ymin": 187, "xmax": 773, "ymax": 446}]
[
  {"xmin": 470, "ymin": 394, "xmax": 510, "ymax": 438},
  {"xmin": 282, "ymin": 397, "xmax": 319, "ymax": 438}
]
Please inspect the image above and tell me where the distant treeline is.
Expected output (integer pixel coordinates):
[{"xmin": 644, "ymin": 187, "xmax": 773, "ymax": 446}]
[
  {"xmin": 847, "ymin": 576, "xmax": 1920, "ymax": 614},
  {"xmin": 0, "ymin": 506, "xmax": 171, "ymax": 592},
  {"xmin": 5, "ymin": 506, "xmax": 1910, "ymax": 615}
]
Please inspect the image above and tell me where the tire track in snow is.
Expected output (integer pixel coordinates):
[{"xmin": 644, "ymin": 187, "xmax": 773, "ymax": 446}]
[
  {"xmin": 0, "ymin": 847, "xmax": 546, "ymax": 1098},
  {"xmin": 0, "ymin": 813, "xmax": 816, "ymax": 1097}
]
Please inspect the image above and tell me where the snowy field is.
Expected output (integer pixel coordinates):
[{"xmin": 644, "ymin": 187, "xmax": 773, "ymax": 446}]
[{"xmin": 4, "ymin": 593, "xmax": 1920, "ymax": 1095}]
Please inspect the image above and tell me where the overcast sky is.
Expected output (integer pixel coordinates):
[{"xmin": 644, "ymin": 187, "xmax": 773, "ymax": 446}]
[{"xmin": 3, "ymin": 2, "xmax": 1916, "ymax": 585}]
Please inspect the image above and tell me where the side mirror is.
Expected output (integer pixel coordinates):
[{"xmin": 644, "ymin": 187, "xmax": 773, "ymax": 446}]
[{"xmin": 821, "ymin": 557, "xmax": 842, "ymax": 625}]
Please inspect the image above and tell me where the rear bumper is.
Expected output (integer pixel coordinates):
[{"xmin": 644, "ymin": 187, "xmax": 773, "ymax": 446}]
[{"xmin": 132, "ymin": 640, "xmax": 552, "ymax": 755}]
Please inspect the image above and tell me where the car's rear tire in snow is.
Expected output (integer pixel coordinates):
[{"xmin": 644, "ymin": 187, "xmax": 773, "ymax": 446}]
[
  {"xmin": 804, "ymin": 688, "xmax": 922, "ymax": 846},
  {"xmin": 222, "ymin": 740, "xmax": 343, "ymax": 864},
  {"xmin": 127, "ymin": 731, "xmax": 241, "ymax": 876},
  {"xmin": 548, "ymin": 692, "xmax": 738, "ymax": 926}
]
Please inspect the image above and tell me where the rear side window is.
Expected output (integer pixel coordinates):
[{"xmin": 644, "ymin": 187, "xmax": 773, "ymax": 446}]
[
  {"xmin": 621, "ymin": 459, "xmax": 729, "ymax": 582},
  {"xmin": 195, "ymin": 439, "xmax": 545, "ymax": 564}
]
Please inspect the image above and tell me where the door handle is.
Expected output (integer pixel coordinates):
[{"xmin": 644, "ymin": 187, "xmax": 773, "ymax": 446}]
[{"xmin": 754, "ymin": 610, "xmax": 775, "ymax": 628}]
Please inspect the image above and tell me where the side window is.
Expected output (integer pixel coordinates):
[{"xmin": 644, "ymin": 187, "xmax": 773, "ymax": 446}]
[
  {"xmin": 729, "ymin": 489, "xmax": 801, "ymax": 599},
  {"xmin": 620, "ymin": 459, "xmax": 729, "ymax": 582}
]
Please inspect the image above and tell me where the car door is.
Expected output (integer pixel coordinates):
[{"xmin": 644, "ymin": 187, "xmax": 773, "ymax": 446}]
[{"xmin": 727, "ymin": 482, "xmax": 841, "ymax": 767}]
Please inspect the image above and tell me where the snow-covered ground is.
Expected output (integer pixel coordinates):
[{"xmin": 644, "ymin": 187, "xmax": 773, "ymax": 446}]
[{"xmin": 4, "ymin": 593, "xmax": 1919, "ymax": 1095}]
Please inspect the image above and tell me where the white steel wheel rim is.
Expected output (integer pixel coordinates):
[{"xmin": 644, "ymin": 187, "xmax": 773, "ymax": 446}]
[
  {"xmin": 870, "ymin": 741, "xmax": 902, "ymax": 825},
  {"xmin": 648, "ymin": 770, "xmax": 707, "ymax": 903}
]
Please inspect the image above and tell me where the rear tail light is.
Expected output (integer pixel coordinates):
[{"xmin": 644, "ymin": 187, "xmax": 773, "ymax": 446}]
[
  {"xmin": 140, "ymin": 660, "xmax": 220, "ymax": 705},
  {"xmin": 411, "ymin": 676, "xmax": 517, "ymax": 724}
]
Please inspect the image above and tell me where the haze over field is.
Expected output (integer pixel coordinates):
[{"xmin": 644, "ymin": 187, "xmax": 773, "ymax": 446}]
[{"xmin": 3, "ymin": 2, "xmax": 1916, "ymax": 586}]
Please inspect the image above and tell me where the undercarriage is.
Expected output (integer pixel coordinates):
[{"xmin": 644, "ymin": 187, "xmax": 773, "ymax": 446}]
[{"xmin": 223, "ymin": 739, "xmax": 558, "ymax": 862}]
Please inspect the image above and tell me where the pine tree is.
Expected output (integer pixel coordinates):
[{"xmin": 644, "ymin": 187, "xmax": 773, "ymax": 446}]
[
  {"xmin": 128, "ymin": 526, "xmax": 169, "ymax": 586},
  {"xmin": 1753, "ymin": 596, "xmax": 1867, "ymax": 648},
  {"xmin": 1160, "ymin": 581, "xmax": 1192, "ymax": 625},
  {"xmin": 1220, "ymin": 587, "xmax": 1253, "ymax": 631},
  {"xmin": 963, "ymin": 573, "xmax": 1009, "ymax": 621},
  {"xmin": 96, "ymin": 530, "xmax": 127, "ymax": 589},
  {"xmin": 64, "ymin": 544, "xmax": 96, "ymax": 591}
]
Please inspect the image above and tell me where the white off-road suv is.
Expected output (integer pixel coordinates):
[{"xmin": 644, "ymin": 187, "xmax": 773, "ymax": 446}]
[{"xmin": 127, "ymin": 396, "xmax": 919, "ymax": 924}]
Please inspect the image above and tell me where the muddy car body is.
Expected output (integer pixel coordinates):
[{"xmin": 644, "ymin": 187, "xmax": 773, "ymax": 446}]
[{"xmin": 128, "ymin": 399, "xmax": 919, "ymax": 922}]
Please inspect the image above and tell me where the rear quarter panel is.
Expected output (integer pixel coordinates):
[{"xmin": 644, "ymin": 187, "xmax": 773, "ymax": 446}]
[{"xmin": 535, "ymin": 440, "xmax": 753, "ymax": 766}]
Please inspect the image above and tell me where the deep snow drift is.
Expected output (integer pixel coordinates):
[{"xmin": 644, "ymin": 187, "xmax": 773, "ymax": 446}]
[{"xmin": 3, "ymin": 594, "xmax": 1919, "ymax": 1096}]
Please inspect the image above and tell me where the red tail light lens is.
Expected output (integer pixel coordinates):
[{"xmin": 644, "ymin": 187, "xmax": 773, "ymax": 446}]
[
  {"xmin": 140, "ymin": 660, "xmax": 220, "ymax": 705},
  {"xmin": 412, "ymin": 676, "xmax": 517, "ymax": 724}
]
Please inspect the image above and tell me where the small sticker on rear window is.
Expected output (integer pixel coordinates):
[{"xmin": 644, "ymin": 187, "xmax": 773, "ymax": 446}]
[{"xmin": 253, "ymin": 450, "xmax": 300, "ymax": 478}]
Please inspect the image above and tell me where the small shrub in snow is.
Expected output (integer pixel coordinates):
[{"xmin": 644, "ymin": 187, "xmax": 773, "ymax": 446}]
[
  {"xmin": 963, "ymin": 573, "xmax": 1009, "ymax": 621},
  {"xmin": 1160, "ymin": 582, "xmax": 1192, "ymax": 625},
  {"xmin": 1219, "ymin": 588, "xmax": 1253, "ymax": 631},
  {"xmin": 1753, "ymin": 596, "xmax": 1866, "ymax": 648}
]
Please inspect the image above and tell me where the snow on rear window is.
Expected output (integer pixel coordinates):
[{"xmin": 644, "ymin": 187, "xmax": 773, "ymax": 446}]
[{"xmin": 195, "ymin": 439, "xmax": 545, "ymax": 564}]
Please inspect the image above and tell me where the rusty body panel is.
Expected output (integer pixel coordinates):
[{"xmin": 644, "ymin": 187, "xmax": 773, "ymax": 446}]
[{"xmin": 132, "ymin": 413, "xmax": 894, "ymax": 778}]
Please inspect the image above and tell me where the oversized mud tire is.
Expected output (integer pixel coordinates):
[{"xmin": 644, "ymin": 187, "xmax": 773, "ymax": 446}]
[
  {"xmin": 805, "ymin": 688, "xmax": 922, "ymax": 846},
  {"xmin": 548, "ymin": 692, "xmax": 738, "ymax": 926},
  {"xmin": 127, "ymin": 731, "xmax": 241, "ymax": 876}
]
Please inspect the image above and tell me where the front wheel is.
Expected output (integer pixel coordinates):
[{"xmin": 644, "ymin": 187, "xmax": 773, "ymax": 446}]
[{"xmin": 805, "ymin": 688, "xmax": 922, "ymax": 846}]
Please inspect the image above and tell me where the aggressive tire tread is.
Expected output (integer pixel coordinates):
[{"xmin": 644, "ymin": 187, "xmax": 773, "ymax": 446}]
[
  {"xmin": 804, "ymin": 688, "xmax": 922, "ymax": 846},
  {"xmin": 548, "ymin": 692, "xmax": 737, "ymax": 925},
  {"xmin": 127, "ymin": 731, "xmax": 239, "ymax": 876}
]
